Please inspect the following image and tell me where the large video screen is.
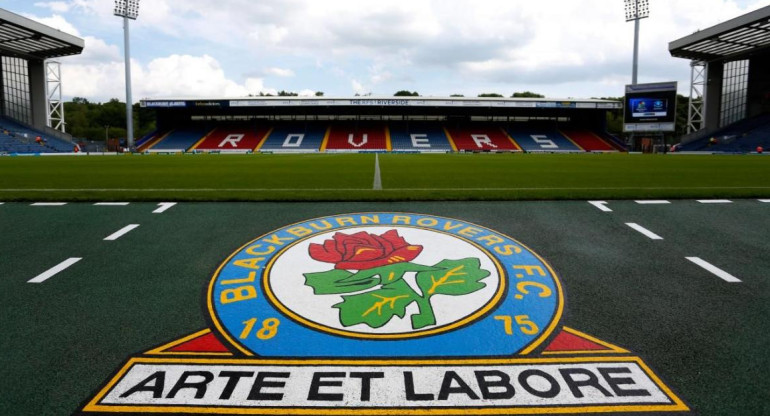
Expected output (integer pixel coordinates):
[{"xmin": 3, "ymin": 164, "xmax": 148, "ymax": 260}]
[{"xmin": 624, "ymin": 82, "xmax": 677, "ymax": 132}]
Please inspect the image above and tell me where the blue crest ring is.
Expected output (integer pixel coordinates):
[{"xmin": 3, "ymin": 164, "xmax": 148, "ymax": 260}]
[{"xmin": 207, "ymin": 213, "xmax": 564, "ymax": 358}]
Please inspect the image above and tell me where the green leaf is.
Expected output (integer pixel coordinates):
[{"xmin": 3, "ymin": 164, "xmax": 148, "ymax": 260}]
[
  {"xmin": 334, "ymin": 280, "xmax": 418, "ymax": 328},
  {"xmin": 340, "ymin": 262, "xmax": 439, "ymax": 284},
  {"xmin": 415, "ymin": 258, "xmax": 490, "ymax": 297},
  {"xmin": 304, "ymin": 269, "xmax": 379, "ymax": 295}
]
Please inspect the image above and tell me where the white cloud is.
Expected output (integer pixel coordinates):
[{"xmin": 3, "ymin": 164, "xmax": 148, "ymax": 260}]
[
  {"xmin": 263, "ymin": 67, "xmax": 295, "ymax": 77},
  {"xmin": 61, "ymin": 53, "xmax": 275, "ymax": 100},
  {"xmin": 22, "ymin": 13, "xmax": 80, "ymax": 36},
  {"xmin": 23, "ymin": 0, "xmax": 770, "ymax": 99},
  {"xmin": 33, "ymin": 2, "xmax": 71, "ymax": 13}
]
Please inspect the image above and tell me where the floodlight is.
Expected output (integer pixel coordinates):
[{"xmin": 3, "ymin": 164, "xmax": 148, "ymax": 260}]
[
  {"xmin": 114, "ymin": 0, "xmax": 140, "ymax": 20},
  {"xmin": 625, "ymin": 0, "xmax": 651, "ymax": 85},
  {"xmin": 115, "ymin": 0, "xmax": 140, "ymax": 149},
  {"xmin": 624, "ymin": 0, "xmax": 649, "ymax": 22}
]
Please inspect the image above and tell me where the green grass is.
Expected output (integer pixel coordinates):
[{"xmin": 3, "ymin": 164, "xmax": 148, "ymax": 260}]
[{"xmin": 0, "ymin": 152, "xmax": 768, "ymax": 201}]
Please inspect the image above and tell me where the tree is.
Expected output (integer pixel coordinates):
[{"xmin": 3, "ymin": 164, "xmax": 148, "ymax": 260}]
[
  {"xmin": 394, "ymin": 90, "xmax": 419, "ymax": 97},
  {"xmin": 477, "ymin": 93, "xmax": 504, "ymax": 98},
  {"xmin": 277, "ymin": 90, "xmax": 299, "ymax": 96},
  {"xmin": 64, "ymin": 98, "xmax": 155, "ymax": 141},
  {"xmin": 512, "ymin": 91, "xmax": 545, "ymax": 98},
  {"xmin": 450, "ymin": 94, "xmax": 465, "ymax": 97},
  {"xmin": 315, "ymin": 91, "xmax": 324, "ymax": 97}
]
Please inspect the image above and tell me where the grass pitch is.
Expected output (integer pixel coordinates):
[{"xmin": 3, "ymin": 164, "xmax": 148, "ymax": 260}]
[{"xmin": 0, "ymin": 152, "xmax": 768, "ymax": 201}]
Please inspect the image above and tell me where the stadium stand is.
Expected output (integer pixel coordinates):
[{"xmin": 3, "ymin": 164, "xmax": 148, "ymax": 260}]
[
  {"xmin": 324, "ymin": 122, "xmax": 388, "ymax": 151},
  {"xmin": 259, "ymin": 122, "xmax": 327, "ymax": 152},
  {"xmin": 135, "ymin": 130, "xmax": 158, "ymax": 148},
  {"xmin": 137, "ymin": 130, "xmax": 172, "ymax": 152},
  {"xmin": 0, "ymin": 117, "xmax": 73, "ymax": 153},
  {"xmin": 506, "ymin": 125, "xmax": 582, "ymax": 152},
  {"xmin": 560, "ymin": 129, "xmax": 618, "ymax": 152},
  {"xmin": 446, "ymin": 124, "xmax": 521, "ymax": 152},
  {"xmin": 676, "ymin": 113, "xmax": 770, "ymax": 153},
  {"xmin": 192, "ymin": 125, "xmax": 271, "ymax": 152},
  {"xmin": 389, "ymin": 122, "xmax": 454, "ymax": 152},
  {"xmin": 147, "ymin": 127, "xmax": 211, "ymax": 152}
]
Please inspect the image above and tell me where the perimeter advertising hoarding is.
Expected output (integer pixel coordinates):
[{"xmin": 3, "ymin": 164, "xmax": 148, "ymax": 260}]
[{"xmin": 624, "ymin": 82, "xmax": 678, "ymax": 132}]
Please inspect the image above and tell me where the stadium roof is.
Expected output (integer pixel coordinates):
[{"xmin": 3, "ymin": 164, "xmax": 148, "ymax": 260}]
[
  {"xmin": 0, "ymin": 8, "xmax": 84, "ymax": 60},
  {"xmin": 142, "ymin": 96, "xmax": 622, "ymax": 110},
  {"xmin": 669, "ymin": 5, "xmax": 770, "ymax": 62}
]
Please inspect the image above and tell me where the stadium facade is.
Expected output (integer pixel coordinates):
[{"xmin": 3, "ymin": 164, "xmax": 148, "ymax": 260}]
[
  {"xmin": 138, "ymin": 96, "xmax": 625, "ymax": 154},
  {"xmin": 670, "ymin": 5, "xmax": 770, "ymax": 152},
  {"xmin": 0, "ymin": 8, "xmax": 84, "ymax": 153}
]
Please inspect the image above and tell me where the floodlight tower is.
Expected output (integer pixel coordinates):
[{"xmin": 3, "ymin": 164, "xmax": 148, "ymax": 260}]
[
  {"xmin": 114, "ymin": 0, "xmax": 140, "ymax": 150},
  {"xmin": 625, "ymin": 0, "xmax": 649, "ymax": 85}
]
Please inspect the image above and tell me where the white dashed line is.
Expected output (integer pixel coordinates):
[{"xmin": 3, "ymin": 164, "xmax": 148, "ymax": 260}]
[
  {"xmin": 153, "ymin": 202, "xmax": 177, "ymax": 214},
  {"xmin": 588, "ymin": 201, "xmax": 612, "ymax": 212},
  {"xmin": 94, "ymin": 202, "xmax": 130, "ymax": 206},
  {"xmin": 104, "ymin": 224, "xmax": 140, "ymax": 241},
  {"xmin": 625, "ymin": 223, "xmax": 664, "ymax": 240},
  {"xmin": 697, "ymin": 199, "xmax": 732, "ymax": 204},
  {"xmin": 635, "ymin": 200, "xmax": 671, "ymax": 205},
  {"xmin": 31, "ymin": 202, "xmax": 67, "ymax": 206},
  {"xmin": 760, "ymin": 199, "xmax": 770, "ymax": 203},
  {"xmin": 28, "ymin": 258, "xmax": 82, "ymax": 284},
  {"xmin": 686, "ymin": 257, "xmax": 742, "ymax": 283},
  {"xmin": 0, "ymin": 202, "xmax": 4, "ymax": 205}
]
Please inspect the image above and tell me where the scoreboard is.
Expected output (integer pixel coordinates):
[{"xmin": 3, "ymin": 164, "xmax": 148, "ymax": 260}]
[{"xmin": 623, "ymin": 82, "xmax": 678, "ymax": 132}]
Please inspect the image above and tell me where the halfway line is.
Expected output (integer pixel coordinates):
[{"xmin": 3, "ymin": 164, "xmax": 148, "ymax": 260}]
[
  {"xmin": 686, "ymin": 257, "xmax": 741, "ymax": 283},
  {"xmin": 28, "ymin": 258, "xmax": 82, "ymax": 284},
  {"xmin": 373, "ymin": 154, "xmax": 382, "ymax": 191}
]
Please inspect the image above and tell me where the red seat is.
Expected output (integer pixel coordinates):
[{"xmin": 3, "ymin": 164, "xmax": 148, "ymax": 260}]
[
  {"xmin": 194, "ymin": 127, "xmax": 270, "ymax": 152},
  {"xmin": 446, "ymin": 126, "xmax": 520, "ymax": 151},
  {"xmin": 560, "ymin": 130, "xmax": 616, "ymax": 152},
  {"xmin": 325, "ymin": 123, "xmax": 387, "ymax": 151}
]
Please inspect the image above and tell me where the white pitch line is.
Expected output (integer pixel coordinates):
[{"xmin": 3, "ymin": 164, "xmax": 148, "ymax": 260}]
[
  {"xmin": 28, "ymin": 258, "xmax": 82, "ymax": 284},
  {"xmin": 3, "ymin": 186, "xmax": 770, "ymax": 192},
  {"xmin": 94, "ymin": 202, "xmax": 130, "ymax": 206},
  {"xmin": 686, "ymin": 257, "xmax": 742, "ymax": 283},
  {"xmin": 635, "ymin": 200, "xmax": 671, "ymax": 205},
  {"xmin": 625, "ymin": 223, "xmax": 664, "ymax": 240},
  {"xmin": 697, "ymin": 199, "xmax": 732, "ymax": 204},
  {"xmin": 588, "ymin": 201, "xmax": 612, "ymax": 212},
  {"xmin": 153, "ymin": 202, "xmax": 177, "ymax": 214},
  {"xmin": 104, "ymin": 224, "xmax": 140, "ymax": 241},
  {"xmin": 373, "ymin": 154, "xmax": 382, "ymax": 191},
  {"xmin": 31, "ymin": 202, "xmax": 67, "ymax": 206}
]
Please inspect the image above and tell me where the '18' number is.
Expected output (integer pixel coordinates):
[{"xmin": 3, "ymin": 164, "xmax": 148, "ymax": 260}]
[{"xmin": 239, "ymin": 318, "xmax": 280, "ymax": 340}]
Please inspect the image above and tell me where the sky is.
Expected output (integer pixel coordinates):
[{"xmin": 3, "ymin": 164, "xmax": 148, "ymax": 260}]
[{"xmin": 2, "ymin": 0, "xmax": 767, "ymax": 102}]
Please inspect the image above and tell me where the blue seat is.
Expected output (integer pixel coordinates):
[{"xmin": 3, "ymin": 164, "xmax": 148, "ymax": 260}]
[
  {"xmin": 259, "ymin": 123, "xmax": 326, "ymax": 152},
  {"xmin": 506, "ymin": 126, "xmax": 582, "ymax": 152},
  {"xmin": 389, "ymin": 122, "xmax": 452, "ymax": 152},
  {"xmin": 151, "ymin": 128, "xmax": 210, "ymax": 151}
]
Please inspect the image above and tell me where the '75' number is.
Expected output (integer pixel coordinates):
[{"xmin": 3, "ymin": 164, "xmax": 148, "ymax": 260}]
[{"xmin": 494, "ymin": 315, "xmax": 539, "ymax": 336}]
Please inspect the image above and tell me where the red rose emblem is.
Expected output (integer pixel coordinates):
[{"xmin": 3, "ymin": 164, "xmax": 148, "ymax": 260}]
[{"xmin": 309, "ymin": 230, "xmax": 423, "ymax": 270}]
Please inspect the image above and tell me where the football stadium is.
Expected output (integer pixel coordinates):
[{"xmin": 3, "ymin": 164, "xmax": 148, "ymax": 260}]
[{"xmin": 1, "ymin": 2, "xmax": 769, "ymax": 416}]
